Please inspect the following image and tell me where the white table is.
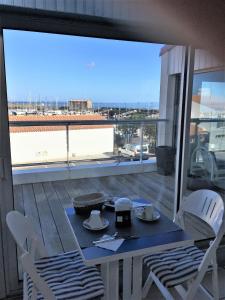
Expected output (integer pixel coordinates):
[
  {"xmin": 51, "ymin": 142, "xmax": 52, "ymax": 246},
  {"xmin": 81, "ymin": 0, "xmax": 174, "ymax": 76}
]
[{"xmin": 65, "ymin": 205, "xmax": 193, "ymax": 300}]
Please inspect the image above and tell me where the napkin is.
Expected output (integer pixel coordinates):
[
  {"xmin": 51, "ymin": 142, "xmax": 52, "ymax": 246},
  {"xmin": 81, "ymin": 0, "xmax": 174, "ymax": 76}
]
[{"xmin": 96, "ymin": 238, "xmax": 124, "ymax": 251}]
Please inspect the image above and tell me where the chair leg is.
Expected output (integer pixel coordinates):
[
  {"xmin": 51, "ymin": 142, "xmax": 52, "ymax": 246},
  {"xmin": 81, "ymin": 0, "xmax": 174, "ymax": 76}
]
[
  {"xmin": 23, "ymin": 274, "xmax": 29, "ymax": 300},
  {"xmin": 185, "ymin": 275, "xmax": 203, "ymax": 300},
  {"xmin": 142, "ymin": 272, "xmax": 154, "ymax": 299},
  {"xmin": 212, "ymin": 259, "xmax": 219, "ymax": 300},
  {"xmin": 148, "ymin": 272, "xmax": 174, "ymax": 300}
]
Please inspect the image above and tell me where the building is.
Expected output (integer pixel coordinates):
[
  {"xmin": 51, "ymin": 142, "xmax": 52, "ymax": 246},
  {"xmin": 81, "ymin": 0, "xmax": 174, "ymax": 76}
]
[{"xmin": 68, "ymin": 99, "xmax": 92, "ymax": 112}]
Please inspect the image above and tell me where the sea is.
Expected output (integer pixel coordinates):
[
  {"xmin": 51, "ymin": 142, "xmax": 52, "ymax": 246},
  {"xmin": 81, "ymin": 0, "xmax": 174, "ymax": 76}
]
[{"xmin": 93, "ymin": 102, "xmax": 159, "ymax": 110}]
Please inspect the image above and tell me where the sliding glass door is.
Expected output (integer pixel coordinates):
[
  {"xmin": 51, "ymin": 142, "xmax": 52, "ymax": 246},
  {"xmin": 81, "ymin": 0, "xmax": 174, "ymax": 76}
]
[{"xmin": 184, "ymin": 51, "xmax": 225, "ymax": 239}]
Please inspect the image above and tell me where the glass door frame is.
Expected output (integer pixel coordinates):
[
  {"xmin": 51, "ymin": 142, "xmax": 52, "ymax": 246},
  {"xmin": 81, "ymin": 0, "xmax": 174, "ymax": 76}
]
[
  {"xmin": 174, "ymin": 46, "xmax": 195, "ymax": 215},
  {"xmin": 0, "ymin": 29, "xmax": 17, "ymax": 298}
]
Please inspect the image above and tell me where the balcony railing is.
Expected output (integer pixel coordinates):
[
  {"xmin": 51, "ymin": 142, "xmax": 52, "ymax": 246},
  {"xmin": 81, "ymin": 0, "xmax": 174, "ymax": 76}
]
[{"xmin": 9, "ymin": 118, "xmax": 168, "ymax": 169}]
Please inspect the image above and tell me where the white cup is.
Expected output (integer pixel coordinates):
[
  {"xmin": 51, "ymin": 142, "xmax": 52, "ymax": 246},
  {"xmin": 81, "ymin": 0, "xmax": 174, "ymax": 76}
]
[
  {"xmin": 88, "ymin": 210, "xmax": 103, "ymax": 228},
  {"xmin": 143, "ymin": 204, "xmax": 153, "ymax": 220}
]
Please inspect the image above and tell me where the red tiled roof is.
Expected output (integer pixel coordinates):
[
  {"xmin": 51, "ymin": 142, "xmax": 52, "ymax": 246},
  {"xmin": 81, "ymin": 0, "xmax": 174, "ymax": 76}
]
[
  {"xmin": 9, "ymin": 114, "xmax": 106, "ymax": 122},
  {"xmin": 9, "ymin": 114, "xmax": 113, "ymax": 133}
]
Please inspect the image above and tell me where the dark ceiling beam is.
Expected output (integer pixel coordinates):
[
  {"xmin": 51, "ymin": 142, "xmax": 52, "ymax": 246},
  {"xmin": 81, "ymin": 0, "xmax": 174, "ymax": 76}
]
[
  {"xmin": 0, "ymin": 1, "xmax": 224, "ymax": 60},
  {"xmin": 0, "ymin": 4, "xmax": 148, "ymax": 43}
]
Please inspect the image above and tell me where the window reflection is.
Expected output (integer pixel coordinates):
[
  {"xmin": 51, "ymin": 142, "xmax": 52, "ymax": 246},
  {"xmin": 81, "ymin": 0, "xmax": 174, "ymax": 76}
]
[{"xmin": 187, "ymin": 69, "xmax": 225, "ymax": 239}]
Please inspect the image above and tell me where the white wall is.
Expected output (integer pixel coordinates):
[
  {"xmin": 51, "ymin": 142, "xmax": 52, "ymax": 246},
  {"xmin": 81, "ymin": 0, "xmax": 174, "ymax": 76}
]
[
  {"xmin": 69, "ymin": 128, "xmax": 114, "ymax": 159},
  {"xmin": 10, "ymin": 127, "xmax": 114, "ymax": 164}
]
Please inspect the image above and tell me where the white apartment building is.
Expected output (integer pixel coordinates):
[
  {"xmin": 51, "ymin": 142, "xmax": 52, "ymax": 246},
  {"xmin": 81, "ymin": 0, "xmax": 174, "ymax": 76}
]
[{"xmin": 9, "ymin": 115, "xmax": 114, "ymax": 165}]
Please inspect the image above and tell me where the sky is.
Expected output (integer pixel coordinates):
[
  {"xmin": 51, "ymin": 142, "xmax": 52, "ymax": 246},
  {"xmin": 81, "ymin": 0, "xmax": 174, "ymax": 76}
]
[{"xmin": 3, "ymin": 29, "xmax": 163, "ymax": 103}]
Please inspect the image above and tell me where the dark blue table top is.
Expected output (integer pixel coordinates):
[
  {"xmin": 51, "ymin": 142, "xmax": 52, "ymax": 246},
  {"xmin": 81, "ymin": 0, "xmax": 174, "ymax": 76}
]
[
  {"xmin": 82, "ymin": 230, "xmax": 191, "ymax": 263},
  {"xmin": 65, "ymin": 199, "xmax": 192, "ymax": 262}
]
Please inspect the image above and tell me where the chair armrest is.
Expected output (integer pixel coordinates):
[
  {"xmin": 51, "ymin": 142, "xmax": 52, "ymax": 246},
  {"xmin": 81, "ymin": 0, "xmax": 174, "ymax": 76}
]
[{"xmin": 21, "ymin": 252, "xmax": 56, "ymax": 300}]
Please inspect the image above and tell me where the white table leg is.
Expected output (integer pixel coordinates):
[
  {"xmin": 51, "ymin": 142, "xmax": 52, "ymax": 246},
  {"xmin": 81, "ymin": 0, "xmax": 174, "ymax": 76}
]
[
  {"xmin": 131, "ymin": 256, "xmax": 143, "ymax": 300},
  {"xmin": 101, "ymin": 263, "xmax": 110, "ymax": 300},
  {"xmin": 123, "ymin": 257, "xmax": 132, "ymax": 300},
  {"xmin": 101, "ymin": 261, "xmax": 119, "ymax": 300},
  {"xmin": 109, "ymin": 261, "xmax": 119, "ymax": 300}
]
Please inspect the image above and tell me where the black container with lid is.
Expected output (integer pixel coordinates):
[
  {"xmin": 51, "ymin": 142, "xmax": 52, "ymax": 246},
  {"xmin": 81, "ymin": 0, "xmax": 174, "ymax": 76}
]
[{"xmin": 115, "ymin": 198, "xmax": 132, "ymax": 227}]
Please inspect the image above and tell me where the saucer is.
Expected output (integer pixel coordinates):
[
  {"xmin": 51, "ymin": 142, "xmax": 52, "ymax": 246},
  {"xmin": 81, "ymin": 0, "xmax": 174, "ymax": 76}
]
[
  {"xmin": 83, "ymin": 218, "xmax": 109, "ymax": 231},
  {"xmin": 135, "ymin": 207, "xmax": 160, "ymax": 222}
]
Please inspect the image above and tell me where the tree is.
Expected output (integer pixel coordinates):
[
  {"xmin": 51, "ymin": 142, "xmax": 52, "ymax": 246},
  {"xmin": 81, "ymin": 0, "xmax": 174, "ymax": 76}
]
[{"xmin": 144, "ymin": 124, "xmax": 157, "ymax": 153}]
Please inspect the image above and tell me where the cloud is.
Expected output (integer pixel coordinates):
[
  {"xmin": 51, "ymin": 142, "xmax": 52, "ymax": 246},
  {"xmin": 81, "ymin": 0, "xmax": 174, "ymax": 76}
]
[{"xmin": 86, "ymin": 61, "xmax": 96, "ymax": 69}]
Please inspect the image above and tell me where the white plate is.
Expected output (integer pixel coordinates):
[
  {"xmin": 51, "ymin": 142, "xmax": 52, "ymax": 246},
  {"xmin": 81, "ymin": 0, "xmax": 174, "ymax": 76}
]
[
  {"xmin": 135, "ymin": 207, "xmax": 160, "ymax": 222},
  {"xmin": 83, "ymin": 218, "xmax": 109, "ymax": 231}
]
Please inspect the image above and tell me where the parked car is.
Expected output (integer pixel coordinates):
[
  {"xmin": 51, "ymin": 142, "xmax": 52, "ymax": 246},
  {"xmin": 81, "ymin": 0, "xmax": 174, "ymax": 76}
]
[{"xmin": 119, "ymin": 144, "xmax": 149, "ymax": 160}]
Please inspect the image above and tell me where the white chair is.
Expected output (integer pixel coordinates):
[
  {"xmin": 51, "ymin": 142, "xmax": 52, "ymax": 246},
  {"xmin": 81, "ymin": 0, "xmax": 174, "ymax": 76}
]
[
  {"xmin": 190, "ymin": 146, "xmax": 214, "ymax": 180},
  {"xmin": 142, "ymin": 189, "xmax": 225, "ymax": 300},
  {"xmin": 190, "ymin": 146, "xmax": 225, "ymax": 182},
  {"xmin": 6, "ymin": 211, "xmax": 104, "ymax": 300}
]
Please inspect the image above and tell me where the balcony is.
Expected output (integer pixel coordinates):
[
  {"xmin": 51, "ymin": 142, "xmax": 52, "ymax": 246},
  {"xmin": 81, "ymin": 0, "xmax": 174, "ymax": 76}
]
[
  {"xmin": 9, "ymin": 117, "xmax": 176, "ymax": 255},
  {"xmin": 11, "ymin": 116, "xmax": 225, "ymax": 259}
]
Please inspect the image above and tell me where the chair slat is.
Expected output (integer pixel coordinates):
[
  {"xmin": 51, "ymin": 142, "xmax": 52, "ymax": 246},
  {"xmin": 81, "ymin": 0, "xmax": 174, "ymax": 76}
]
[{"xmin": 181, "ymin": 190, "xmax": 224, "ymax": 234}]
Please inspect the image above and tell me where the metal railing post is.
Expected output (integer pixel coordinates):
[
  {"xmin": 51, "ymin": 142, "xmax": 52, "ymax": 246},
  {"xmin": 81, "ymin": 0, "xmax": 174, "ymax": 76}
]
[
  {"xmin": 140, "ymin": 123, "xmax": 143, "ymax": 163},
  {"xmin": 66, "ymin": 124, "xmax": 69, "ymax": 167}
]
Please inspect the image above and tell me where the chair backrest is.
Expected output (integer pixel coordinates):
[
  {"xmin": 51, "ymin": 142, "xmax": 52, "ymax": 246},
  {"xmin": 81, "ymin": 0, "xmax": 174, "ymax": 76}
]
[
  {"xmin": 6, "ymin": 211, "xmax": 47, "ymax": 259},
  {"xmin": 190, "ymin": 146, "xmax": 215, "ymax": 179},
  {"xmin": 179, "ymin": 189, "xmax": 224, "ymax": 235},
  {"xmin": 6, "ymin": 211, "xmax": 53, "ymax": 298}
]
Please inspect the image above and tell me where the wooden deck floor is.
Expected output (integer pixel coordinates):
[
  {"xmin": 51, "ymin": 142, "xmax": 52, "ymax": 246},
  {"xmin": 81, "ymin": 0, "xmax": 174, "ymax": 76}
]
[{"xmin": 13, "ymin": 172, "xmax": 175, "ymax": 255}]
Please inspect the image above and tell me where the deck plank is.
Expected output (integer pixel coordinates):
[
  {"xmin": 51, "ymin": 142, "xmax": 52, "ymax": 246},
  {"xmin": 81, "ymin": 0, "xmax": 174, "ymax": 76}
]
[
  {"xmin": 99, "ymin": 175, "xmax": 138, "ymax": 198},
  {"xmin": 117, "ymin": 174, "xmax": 152, "ymax": 200},
  {"xmin": 86, "ymin": 177, "xmax": 113, "ymax": 196},
  {"xmin": 33, "ymin": 183, "xmax": 63, "ymax": 255},
  {"xmin": 13, "ymin": 185, "xmax": 24, "ymax": 214},
  {"xmin": 52, "ymin": 180, "xmax": 72, "ymax": 207},
  {"xmin": 134, "ymin": 173, "xmax": 174, "ymax": 217},
  {"xmin": 63, "ymin": 179, "xmax": 85, "ymax": 199},
  {"xmin": 42, "ymin": 182, "xmax": 78, "ymax": 252},
  {"xmin": 22, "ymin": 184, "xmax": 43, "ymax": 241}
]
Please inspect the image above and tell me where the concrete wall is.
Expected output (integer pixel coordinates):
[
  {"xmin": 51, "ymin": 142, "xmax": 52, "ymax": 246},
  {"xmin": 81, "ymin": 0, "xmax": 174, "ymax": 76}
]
[
  {"xmin": 13, "ymin": 159, "xmax": 157, "ymax": 184},
  {"xmin": 10, "ymin": 127, "xmax": 114, "ymax": 164}
]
